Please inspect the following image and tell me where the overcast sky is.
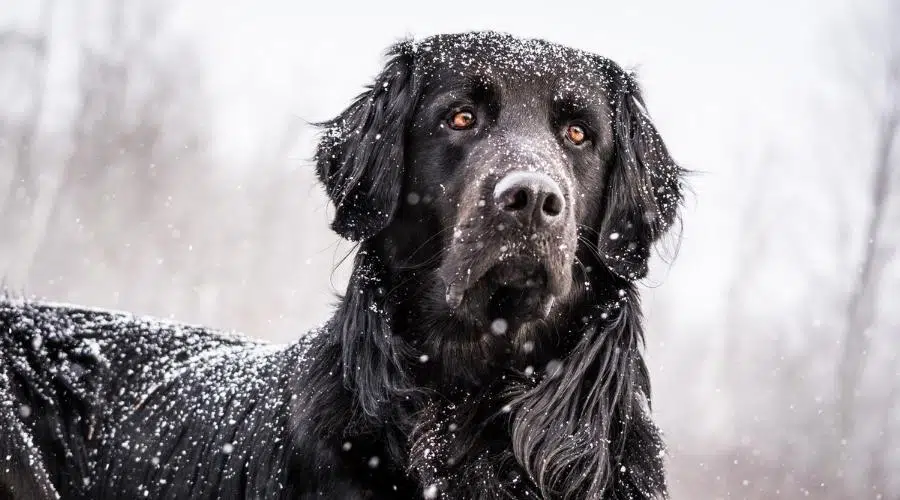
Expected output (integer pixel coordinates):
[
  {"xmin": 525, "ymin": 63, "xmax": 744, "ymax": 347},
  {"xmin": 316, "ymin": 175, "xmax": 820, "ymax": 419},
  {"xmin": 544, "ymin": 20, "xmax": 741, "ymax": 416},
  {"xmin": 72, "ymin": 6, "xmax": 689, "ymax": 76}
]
[{"xmin": 164, "ymin": 0, "xmax": 847, "ymax": 329}]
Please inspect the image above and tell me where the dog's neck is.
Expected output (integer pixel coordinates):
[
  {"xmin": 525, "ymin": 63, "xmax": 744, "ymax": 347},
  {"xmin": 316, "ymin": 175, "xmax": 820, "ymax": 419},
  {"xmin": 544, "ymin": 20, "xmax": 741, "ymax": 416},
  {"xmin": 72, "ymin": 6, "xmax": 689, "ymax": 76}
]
[{"xmin": 314, "ymin": 239, "xmax": 665, "ymax": 497}]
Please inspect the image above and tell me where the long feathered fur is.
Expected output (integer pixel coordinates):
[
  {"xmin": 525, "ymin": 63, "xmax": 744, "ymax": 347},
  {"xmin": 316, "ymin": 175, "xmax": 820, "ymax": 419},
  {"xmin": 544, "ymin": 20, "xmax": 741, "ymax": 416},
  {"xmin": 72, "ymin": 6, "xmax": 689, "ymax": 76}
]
[{"xmin": 508, "ymin": 286, "xmax": 665, "ymax": 499}]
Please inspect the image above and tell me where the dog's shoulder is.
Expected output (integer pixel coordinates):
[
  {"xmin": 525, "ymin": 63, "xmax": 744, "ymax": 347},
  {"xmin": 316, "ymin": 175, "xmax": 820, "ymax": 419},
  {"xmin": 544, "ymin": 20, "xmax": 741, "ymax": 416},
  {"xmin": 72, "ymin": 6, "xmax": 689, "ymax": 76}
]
[{"xmin": 0, "ymin": 299, "xmax": 270, "ymax": 408}]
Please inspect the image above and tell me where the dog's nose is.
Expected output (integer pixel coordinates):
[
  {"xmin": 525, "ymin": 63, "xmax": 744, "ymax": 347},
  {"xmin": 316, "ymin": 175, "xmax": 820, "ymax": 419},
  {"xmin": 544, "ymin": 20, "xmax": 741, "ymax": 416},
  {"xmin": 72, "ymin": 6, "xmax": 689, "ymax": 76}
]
[{"xmin": 493, "ymin": 171, "xmax": 565, "ymax": 227}]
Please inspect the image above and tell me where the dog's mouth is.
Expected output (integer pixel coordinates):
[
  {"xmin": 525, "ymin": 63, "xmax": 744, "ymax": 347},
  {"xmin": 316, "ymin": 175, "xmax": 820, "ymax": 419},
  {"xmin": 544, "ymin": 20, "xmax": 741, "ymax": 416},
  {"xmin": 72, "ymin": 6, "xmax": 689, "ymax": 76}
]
[
  {"xmin": 484, "ymin": 260, "xmax": 558, "ymax": 323},
  {"xmin": 442, "ymin": 253, "xmax": 571, "ymax": 326}
]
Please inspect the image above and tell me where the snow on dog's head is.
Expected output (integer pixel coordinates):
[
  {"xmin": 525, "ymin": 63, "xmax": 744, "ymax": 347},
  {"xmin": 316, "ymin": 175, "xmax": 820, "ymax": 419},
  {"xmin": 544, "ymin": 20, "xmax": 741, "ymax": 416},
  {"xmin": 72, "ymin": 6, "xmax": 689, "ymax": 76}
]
[{"xmin": 316, "ymin": 31, "xmax": 683, "ymax": 335}]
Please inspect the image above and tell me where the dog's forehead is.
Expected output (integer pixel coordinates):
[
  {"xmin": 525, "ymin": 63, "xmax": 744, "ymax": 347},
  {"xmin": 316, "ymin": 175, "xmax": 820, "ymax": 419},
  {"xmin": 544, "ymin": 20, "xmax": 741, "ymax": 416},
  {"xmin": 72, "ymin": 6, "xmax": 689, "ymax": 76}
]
[{"xmin": 409, "ymin": 32, "xmax": 620, "ymax": 97}]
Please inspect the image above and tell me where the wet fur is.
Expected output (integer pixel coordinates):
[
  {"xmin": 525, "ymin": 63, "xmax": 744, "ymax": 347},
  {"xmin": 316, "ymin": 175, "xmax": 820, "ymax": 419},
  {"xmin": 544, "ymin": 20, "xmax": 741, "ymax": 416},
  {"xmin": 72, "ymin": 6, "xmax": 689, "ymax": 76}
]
[{"xmin": 0, "ymin": 32, "xmax": 682, "ymax": 499}]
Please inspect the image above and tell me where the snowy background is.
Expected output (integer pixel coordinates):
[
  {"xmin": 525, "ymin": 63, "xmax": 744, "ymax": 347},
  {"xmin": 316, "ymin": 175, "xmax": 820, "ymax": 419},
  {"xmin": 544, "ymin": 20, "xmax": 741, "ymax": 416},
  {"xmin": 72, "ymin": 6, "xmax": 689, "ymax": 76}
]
[{"xmin": 2, "ymin": 0, "xmax": 898, "ymax": 498}]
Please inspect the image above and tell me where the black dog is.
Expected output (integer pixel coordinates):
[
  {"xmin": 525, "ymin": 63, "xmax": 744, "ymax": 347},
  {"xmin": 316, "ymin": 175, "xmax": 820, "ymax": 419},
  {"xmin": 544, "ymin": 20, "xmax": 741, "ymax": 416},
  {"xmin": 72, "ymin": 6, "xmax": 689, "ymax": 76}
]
[{"xmin": 0, "ymin": 32, "xmax": 683, "ymax": 499}]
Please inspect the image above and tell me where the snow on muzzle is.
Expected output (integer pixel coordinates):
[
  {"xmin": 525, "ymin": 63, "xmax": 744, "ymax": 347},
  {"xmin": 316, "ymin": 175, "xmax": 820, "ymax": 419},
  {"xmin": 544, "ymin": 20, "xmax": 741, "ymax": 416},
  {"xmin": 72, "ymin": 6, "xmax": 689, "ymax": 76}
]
[{"xmin": 441, "ymin": 170, "xmax": 575, "ymax": 312}]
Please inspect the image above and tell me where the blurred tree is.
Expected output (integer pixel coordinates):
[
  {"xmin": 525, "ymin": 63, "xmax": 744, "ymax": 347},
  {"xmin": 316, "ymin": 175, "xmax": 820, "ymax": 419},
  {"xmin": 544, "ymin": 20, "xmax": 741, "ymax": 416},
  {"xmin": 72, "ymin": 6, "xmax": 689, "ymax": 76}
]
[
  {"xmin": 27, "ymin": 0, "xmax": 216, "ymax": 308},
  {"xmin": 834, "ymin": 0, "xmax": 900, "ymax": 490},
  {"xmin": 0, "ymin": 0, "xmax": 55, "ymax": 278}
]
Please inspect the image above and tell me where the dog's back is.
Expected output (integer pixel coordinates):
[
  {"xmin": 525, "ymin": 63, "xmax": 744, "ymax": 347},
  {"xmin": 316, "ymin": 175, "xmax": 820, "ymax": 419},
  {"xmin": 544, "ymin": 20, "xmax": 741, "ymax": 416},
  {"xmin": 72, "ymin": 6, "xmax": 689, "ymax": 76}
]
[{"xmin": 0, "ymin": 300, "xmax": 305, "ymax": 499}]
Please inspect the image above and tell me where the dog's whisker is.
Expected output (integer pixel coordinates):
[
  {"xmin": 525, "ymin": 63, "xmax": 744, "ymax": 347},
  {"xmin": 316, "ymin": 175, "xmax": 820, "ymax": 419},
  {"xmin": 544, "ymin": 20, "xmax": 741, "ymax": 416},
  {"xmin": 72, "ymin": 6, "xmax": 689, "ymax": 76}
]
[{"xmin": 394, "ymin": 225, "xmax": 456, "ymax": 270}]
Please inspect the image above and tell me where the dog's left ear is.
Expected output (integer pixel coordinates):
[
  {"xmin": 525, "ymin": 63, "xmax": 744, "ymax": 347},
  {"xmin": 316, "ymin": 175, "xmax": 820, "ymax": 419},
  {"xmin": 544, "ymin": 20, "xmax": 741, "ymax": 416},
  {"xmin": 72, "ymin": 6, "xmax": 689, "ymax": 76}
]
[
  {"xmin": 316, "ymin": 42, "xmax": 420, "ymax": 241},
  {"xmin": 597, "ymin": 71, "xmax": 683, "ymax": 280}
]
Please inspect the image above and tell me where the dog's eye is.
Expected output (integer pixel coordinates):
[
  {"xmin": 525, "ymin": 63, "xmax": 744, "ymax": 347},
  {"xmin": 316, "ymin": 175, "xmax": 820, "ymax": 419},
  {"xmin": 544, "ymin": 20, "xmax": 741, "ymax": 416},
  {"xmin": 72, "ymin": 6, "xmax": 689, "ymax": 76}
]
[
  {"xmin": 565, "ymin": 124, "xmax": 587, "ymax": 145},
  {"xmin": 449, "ymin": 110, "xmax": 476, "ymax": 130}
]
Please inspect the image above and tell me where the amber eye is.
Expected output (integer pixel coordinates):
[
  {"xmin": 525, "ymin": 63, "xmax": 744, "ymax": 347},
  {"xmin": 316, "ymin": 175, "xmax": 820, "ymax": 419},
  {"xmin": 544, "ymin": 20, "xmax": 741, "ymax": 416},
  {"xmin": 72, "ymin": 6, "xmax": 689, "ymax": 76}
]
[
  {"xmin": 566, "ymin": 124, "xmax": 587, "ymax": 145},
  {"xmin": 449, "ymin": 110, "xmax": 476, "ymax": 130}
]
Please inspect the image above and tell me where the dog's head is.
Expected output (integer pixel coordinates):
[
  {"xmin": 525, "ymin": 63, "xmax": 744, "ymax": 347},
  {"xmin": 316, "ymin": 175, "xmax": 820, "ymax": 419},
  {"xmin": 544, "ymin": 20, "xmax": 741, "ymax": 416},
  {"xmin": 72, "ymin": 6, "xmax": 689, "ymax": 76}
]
[{"xmin": 317, "ymin": 32, "xmax": 682, "ymax": 331}]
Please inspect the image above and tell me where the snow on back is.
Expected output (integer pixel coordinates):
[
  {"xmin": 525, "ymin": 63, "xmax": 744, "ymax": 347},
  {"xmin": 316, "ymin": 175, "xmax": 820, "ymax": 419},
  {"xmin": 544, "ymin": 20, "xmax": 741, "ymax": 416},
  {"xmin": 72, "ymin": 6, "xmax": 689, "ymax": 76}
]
[{"xmin": 0, "ymin": 298, "xmax": 314, "ymax": 496}]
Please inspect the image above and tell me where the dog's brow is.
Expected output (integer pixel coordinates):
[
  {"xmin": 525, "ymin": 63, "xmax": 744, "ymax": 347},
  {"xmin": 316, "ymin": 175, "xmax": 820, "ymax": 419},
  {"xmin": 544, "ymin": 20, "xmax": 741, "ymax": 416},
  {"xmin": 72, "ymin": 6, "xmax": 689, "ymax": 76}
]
[
  {"xmin": 552, "ymin": 92, "xmax": 607, "ymax": 124},
  {"xmin": 553, "ymin": 88, "xmax": 596, "ymax": 108},
  {"xmin": 427, "ymin": 75, "xmax": 496, "ymax": 107}
]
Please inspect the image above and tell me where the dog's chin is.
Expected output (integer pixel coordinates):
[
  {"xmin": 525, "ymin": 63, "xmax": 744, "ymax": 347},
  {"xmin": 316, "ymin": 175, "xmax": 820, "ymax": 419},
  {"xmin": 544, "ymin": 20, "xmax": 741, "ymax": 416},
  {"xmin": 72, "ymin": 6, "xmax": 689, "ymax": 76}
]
[{"xmin": 445, "ymin": 258, "xmax": 570, "ymax": 331}]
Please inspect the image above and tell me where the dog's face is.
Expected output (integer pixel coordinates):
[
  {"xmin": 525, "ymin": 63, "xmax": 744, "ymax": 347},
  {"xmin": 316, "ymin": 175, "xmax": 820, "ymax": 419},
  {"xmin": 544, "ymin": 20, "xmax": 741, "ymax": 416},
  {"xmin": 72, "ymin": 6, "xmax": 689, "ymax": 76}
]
[
  {"xmin": 400, "ymin": 38, "xmax": 617, "ymax": 326},
  {"xmin": 317, "ymin": 32, "xmax": 681, "ymax": 332}
]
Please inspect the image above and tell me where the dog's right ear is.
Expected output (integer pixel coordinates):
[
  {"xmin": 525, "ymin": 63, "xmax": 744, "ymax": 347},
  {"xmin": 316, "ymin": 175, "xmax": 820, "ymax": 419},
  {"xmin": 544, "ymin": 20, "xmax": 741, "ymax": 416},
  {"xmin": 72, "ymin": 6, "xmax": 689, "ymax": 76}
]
[{"xmin": 315, "ymin": 42, "xmax": 420, "ymax": 241}]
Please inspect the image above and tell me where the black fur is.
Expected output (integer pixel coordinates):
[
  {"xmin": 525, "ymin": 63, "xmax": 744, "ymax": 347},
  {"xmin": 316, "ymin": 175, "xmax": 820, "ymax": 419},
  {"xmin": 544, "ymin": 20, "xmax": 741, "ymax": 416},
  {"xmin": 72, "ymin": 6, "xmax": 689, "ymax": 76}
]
[{"xmin": 0, "ymin": 32, "xmax": 683, "ymax": 499}]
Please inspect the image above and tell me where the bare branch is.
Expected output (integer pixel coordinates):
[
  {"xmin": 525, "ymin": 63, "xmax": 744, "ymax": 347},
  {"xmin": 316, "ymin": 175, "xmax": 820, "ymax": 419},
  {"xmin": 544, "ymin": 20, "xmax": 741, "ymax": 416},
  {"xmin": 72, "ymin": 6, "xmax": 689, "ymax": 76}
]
[{"xmin": 834, "ymin": 9, "xmax": 900, "ymax": 487}]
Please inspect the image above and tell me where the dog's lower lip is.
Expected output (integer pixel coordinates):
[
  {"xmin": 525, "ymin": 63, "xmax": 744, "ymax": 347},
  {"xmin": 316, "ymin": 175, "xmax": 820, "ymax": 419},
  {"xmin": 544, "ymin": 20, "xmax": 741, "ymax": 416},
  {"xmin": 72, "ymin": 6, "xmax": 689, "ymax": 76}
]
[
  {"xmin": 504, "ymin": 272, "xmax": 546, "ymax": 289},
  {"xmin": 487, "ymin": 284, "xmax": 556, "ymax": 324}
]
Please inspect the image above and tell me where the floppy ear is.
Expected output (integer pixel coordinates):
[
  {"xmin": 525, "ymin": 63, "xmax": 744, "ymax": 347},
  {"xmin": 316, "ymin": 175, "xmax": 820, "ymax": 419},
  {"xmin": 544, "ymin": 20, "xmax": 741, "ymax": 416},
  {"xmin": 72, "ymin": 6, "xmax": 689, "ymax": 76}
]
[
  {"xmin": 315, "ymin": 43, "xmax": 420, "ymax": 241},
  {"xmin": 598, "ymin": 71, "xmax": 683, "ymax": 280}
]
